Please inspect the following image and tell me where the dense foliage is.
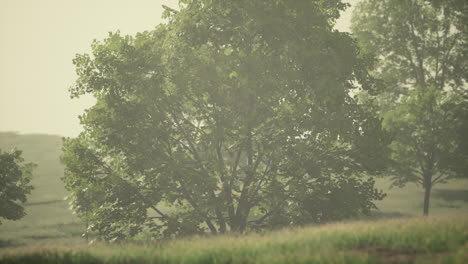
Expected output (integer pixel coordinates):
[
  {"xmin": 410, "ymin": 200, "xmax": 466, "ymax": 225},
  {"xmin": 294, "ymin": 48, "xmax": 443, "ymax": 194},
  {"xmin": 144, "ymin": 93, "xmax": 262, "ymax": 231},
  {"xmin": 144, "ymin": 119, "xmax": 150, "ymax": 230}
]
[
  {"xmin": 352, "ymin": 0, "xmax": 468, "ymax": 215},
  {"xmin": 0, "ymin": 149, "xmax": 34, "ymax": 225},
  {"xmin": 62, "ymin": 0, "xmax": 389, "ymax": 240}
]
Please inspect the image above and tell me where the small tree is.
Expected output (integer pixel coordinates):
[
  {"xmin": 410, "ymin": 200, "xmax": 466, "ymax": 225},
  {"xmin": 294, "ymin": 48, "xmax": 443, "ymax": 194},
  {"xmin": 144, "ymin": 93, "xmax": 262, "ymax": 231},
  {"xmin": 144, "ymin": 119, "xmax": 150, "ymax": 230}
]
[
  {"xmin": 0, "ymin": 149, "xmax": 34, "ymax": 225},
  {"xmin": 383, "ymin": 86, "xmax": 467, "ymax": 216},
  {"xmin": 352, "ymin": 0, "xmax": 468, "ymax": 216}
]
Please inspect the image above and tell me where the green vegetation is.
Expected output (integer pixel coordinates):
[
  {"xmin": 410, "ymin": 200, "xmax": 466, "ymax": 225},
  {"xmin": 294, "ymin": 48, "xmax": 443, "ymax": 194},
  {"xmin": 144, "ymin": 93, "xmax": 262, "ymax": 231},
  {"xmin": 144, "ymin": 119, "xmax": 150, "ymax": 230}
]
[
  {"xmin": 0, "ymin": 148, "xmax": 34, "ymax": 224},
  {"xmin": 1, "ymin": 214, "xmax": 468, "ymax": 263}
]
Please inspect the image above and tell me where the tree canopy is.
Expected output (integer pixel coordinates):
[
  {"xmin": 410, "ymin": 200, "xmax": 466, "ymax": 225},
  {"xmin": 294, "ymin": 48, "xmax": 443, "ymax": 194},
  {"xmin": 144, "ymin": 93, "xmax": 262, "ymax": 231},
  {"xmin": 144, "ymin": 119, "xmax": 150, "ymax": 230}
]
[
  {"xmin": 0, "ymin": 149, "xmax": 34, "ymax": 225},
  {"xmin": 352, "ymin": 0, "xmax": 467, "ymax": 110},
  {"xmin": 62, "ymin": 0, "xmax": 389, "ymax": 240}
]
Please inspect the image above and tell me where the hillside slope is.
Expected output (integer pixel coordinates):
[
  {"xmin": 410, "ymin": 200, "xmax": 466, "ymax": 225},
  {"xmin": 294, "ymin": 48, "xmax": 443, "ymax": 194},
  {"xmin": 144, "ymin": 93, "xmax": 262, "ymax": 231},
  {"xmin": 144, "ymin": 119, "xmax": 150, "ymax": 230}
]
[{"xmin": 0, "ymin": 132, "xmax": 82, "ymax": 246}]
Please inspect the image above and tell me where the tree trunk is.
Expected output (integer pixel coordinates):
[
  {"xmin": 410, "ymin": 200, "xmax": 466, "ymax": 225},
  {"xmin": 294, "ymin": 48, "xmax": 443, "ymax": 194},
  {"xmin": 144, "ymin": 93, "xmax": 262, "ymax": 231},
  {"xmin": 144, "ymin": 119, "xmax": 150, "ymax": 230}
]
[
  {"xmin": 423, "ymin": 185, "xmax": 431, "ymax": 216},
  {"xmin": 423, "ymin": 178, "xmax": 432, "ymax": 216},
  {"xmin": 230, "ymin": 211, "xmax": 249, "ymax": 233},
  {"xmin": 231, "ymin": 126, "xmax": 254, "ymax": 234},
  {"xmin": 85, "ymin": 207, "xmax": 89, "ymax": 243}
]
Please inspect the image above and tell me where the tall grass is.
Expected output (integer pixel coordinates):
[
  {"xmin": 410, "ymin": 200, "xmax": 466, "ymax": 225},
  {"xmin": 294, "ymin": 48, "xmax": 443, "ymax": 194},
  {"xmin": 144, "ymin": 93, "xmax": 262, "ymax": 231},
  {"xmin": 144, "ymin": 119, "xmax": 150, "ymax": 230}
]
[{"xmin": 1, "ymin": 213, "xmax": 467, "ymax": 264}]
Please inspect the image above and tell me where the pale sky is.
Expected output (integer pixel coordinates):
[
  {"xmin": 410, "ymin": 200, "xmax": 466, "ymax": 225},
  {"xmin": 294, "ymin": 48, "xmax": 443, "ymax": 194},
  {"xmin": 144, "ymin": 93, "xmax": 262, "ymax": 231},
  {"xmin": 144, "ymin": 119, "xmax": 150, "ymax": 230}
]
[{"xmin": 0, "ymin": 0, "xmax": 358, "ymax": 137}]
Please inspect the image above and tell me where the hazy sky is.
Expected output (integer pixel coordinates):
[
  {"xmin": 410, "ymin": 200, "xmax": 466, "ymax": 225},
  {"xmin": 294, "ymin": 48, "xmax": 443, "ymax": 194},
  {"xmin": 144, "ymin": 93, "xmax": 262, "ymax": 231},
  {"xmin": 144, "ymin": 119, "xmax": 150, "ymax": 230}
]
[{"xmin": 0, "ymin": 0, "xmax": 358, "ymax": 137}]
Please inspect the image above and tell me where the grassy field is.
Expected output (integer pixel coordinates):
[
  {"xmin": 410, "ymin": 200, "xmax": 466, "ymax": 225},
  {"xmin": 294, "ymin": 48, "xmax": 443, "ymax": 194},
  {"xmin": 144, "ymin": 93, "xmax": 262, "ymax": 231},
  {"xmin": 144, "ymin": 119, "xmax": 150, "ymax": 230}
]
[
  {"xmin": 373, "ymin": 178, "xmax": 468, "ymax": 218},
  {"xmin": 1, "ymin": 213, "xmax": 467, "ymax": 263},
  {"xmin": 1, "ymin": 132, "xmax": 468, "ymax": 263}
]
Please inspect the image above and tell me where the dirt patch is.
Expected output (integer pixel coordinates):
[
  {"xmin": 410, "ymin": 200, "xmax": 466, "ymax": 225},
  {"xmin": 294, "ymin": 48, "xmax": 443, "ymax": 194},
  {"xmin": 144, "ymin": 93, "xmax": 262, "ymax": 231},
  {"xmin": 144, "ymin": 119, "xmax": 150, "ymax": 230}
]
[{"xmin": 369, "ymin": 248, "xmax": 419, "ymax": 263}]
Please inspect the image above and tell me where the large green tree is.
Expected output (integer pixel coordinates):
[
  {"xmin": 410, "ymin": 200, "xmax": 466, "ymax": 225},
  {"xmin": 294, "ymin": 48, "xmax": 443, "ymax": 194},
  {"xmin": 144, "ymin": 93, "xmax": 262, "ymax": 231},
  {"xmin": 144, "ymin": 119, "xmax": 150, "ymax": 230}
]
[
  {"xmin": 352, "ymin": 0, "xmax": 468, "ymax": 215},
  {"xmin": 0, "ymin": 149, "xmax": 34, "ymax": 225},
  {"xmin": 62, "ymin": 0, "xmax": 388, "ymax": 240}
]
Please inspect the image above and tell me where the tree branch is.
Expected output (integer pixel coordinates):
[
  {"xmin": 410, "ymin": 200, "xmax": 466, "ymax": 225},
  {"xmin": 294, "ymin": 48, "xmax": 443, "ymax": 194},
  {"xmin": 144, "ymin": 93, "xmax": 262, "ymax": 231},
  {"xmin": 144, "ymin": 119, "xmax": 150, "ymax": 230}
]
[
  {"xmin": 431, "ymin": 172, "xmax": 447, "ymax": 185},
  {"xmin": 95, "ymin": 157, "xmax": 168, "ymax": 219}
]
